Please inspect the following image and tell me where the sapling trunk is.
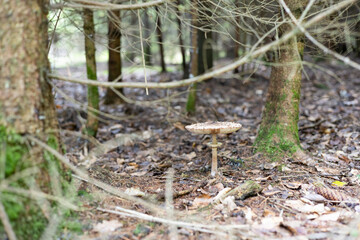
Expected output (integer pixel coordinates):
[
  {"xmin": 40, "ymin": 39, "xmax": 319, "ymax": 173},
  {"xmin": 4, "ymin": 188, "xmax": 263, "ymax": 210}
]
[
  {"xmin": 143, "ymin": 9, "xmax": 152, "ymax": 66},
  {"xmin": 83, "ymin": 8, "xmax": 99, "ymax": 136},
  {"xmin": 155, "ymin": 7, "xmax": 166, "ymax": 72}
]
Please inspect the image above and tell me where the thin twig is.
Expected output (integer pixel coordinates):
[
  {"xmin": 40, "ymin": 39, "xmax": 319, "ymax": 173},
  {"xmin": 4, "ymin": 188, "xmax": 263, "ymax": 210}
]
[
  {"xmin": 0, "ymin": 186, "xmax": 78, "ymax": 210},
  {"xmin": 99, "ymin": 206, "xmax": 228, "ymax": 236},
  {"xmin": 165, "ymin": 168, "xmax": 178, "ymax": 240},
  {"xmin": 0, "ymin": 199, "xmax": 17, "ymax": 240}
]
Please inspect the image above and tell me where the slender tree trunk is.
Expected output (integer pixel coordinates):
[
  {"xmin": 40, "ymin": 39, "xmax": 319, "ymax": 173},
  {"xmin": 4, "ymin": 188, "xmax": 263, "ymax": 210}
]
[
  {"xmin": 186, "ymin": 0, "xmax": 212, "ymax": 114},
  {"xmin": 233, "ymin": 1, "xmax": 241, "ymax": 74},
  {"xmin": 83, "ymin": 9, "xmax": 99, "ymax": 136},
  {"xmin": 198, "ymin": 0, "xmax": 213, "ymax": 73},
  {"xmin": 0, "ymin": 0, "xmax": 63, "ymax": 238},
  {"xmin": 186, "ymin": 2, "xmax": 199, "ymax": 114},
  {"xmin": 255, "ymin": 1, "xmax": 305, "ymax": 160},
  {"xmin": 105, "ymin": 9, "xmax": 124, "ymax": 104},
  {"xmin": 155, "ymin": 7, "xmax": 167, "ymax": 72},
  {"xmin": 143, "ymin": 9, "xmax": 152, "ymax": 66},
  {"xmin": 177, "ymin": 0, "xmax": 189, "ymax": 79}
]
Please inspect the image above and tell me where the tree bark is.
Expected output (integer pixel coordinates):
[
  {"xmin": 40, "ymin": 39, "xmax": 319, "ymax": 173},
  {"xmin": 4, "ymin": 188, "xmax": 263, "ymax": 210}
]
[
  {"xmin": 0, "ymin": 0, "xmax": 63, "ymax": 238},
  {"xmin": 186, "ymin": 1, "xmax": 199, "ymax": 114},
  {"xmin": 186, "ymin": 0, "xmax": 212, "ymax": 114},
  {"xmin": 104, "ymin": 9, "xmax": 124, "ymax": 104},
  {"xmin": 176, "ymin": 0, "xmax": 189, "ymax": 79},
  {"xmin": 233, "ymin": 1, "xmax": 241, "ymax": 74},
  {"xmin": 155, "ymin": 7, "xmax": 167, "ymax": 72},
  {"xmin": 0, "ymin": 0, "xmax": 58, "ymax": 136},
  {"xmin": 83, "ymin": 9, "xmax": 100, "ymax": 136},
  {"xmin": 255, "ymin": 1, "xmax": 305, "ymax": 159}
]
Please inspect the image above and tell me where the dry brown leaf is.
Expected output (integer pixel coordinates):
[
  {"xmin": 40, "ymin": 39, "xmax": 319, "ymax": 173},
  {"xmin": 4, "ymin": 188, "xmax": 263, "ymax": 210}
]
[
  {"xmin": 284, "ymin": 182, "xmax": 302, "ymax": 190},
  {"xmin": 192, "ymin": 194, "xmax": 212, "ymax": 208}
]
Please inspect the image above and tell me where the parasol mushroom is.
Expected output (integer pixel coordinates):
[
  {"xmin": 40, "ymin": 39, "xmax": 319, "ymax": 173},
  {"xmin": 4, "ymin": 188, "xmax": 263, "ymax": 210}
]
[{"xmin": 185, "ymin": 121, "xmax": 242, "ymax": 177}]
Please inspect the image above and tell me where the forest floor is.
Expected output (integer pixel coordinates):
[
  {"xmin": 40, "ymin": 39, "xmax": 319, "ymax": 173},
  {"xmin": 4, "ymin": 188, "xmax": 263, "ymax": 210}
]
[{"xmin": 53, "ymin": 59, "xmax": 360, "ymax": 239}]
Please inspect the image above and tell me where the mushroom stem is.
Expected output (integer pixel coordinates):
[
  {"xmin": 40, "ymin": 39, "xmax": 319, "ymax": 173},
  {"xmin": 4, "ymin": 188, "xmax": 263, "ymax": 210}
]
[{"xmin": 211, "ymin": 133, "xmax": 218, "ymax": 177}]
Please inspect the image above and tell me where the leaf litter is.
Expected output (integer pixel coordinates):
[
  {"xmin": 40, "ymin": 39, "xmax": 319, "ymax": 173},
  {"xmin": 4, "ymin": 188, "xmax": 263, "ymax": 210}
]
[{"xmin": 54, "ymin": 61, "xmax": 360, "ymax": 239}]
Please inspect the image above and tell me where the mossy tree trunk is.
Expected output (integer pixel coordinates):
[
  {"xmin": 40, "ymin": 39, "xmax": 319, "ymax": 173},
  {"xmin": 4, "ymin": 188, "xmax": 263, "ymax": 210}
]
[
  {"xmin": 176, "ymin": 0, "xmax": 189, "ymax": 79},
  {"xmin": 186, "ymin": 0, "xmax": 212, "ymax": 115},
  {"xmin": 83, "ymin": 9, "xmax": 100, "ymax": 136},
  {"xmin": 104, "ymin": 9, "xmax": 124, "ymax": 104},
  {"xmin": 0, "ymin": 0, "xmax": 64, "ymax": 238},
  {"xmin": 255, "ymin": 0, "xmax": 306, "ymax": 160},
  {"xmin": 155, "ymin": 7, "xmax": 167, "ymax": 73}
]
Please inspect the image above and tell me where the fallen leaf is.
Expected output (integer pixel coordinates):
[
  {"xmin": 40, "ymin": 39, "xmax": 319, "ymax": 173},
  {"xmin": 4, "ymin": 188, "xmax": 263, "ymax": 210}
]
[
  {"xmin": 303, "ymin": 194, "xmax": 327, "ymax": 202},
  {"xmin": 125, "ymin": 188, "xmax": 146, "ymax": 197},
  {"xmin": 260, "ymin": 216, "xmax": 283, "ymax": 229},
  {"xmin": 131, "ymin": 171, "xmax": 147, "ymax": 177},
  {"xmin": 183, "ymin": 152, "xmax": 196, "ymax": 160},
  {"xmin": 222, "ymin": 196, "xmax": 237, "ymax": 212},
  {"xmin": 192, "ymin": 194, "xmax": 212, "ymax": 208},
  {"xmin": 317, "ymin": 212, "xmax": 340, "ymax": 221},
  {"xmin": 284, "ymin": 182, "xmax": 302, "ymax": 190},
  {"xmin": 93, "ymin": 220, "xmax": 123, "ymax": 233},
  {"xmin": 331, "ymin": 181, "xmax": 347, "ymax": 187}
]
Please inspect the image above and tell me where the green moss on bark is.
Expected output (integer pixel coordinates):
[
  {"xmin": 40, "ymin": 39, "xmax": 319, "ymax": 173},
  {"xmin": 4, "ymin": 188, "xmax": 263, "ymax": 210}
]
[
  {"xmin": 0, "ymin": 126, "xmax": 48, "ymax": 239},
  {"xmin": 255, "ymin": 124, "xmax": 300, "ymax": 161},
  {"xmin": 186, "ymin": 83, "xmax": 197, "ymax": 114}
]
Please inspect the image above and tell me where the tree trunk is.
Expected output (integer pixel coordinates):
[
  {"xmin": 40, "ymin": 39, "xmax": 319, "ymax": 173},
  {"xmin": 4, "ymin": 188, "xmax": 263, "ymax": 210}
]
[
  {"xmin": 233, "ymin": 1, "xmax": 241, "ymax": 74},
  {"xmin": 186, "ymin": 2, "xmax": 199, "ymax": 114},
  {"xmin": 104, "ymin": 9, "xmax": 124, "ymax": 105},
  {"xmin": 176, "ymin": 0, "xmax": 189, "ymax": 79},
  {"xmin": 0, "ymin": 0, "xmax": 58, "ymax": 136},
  {"xmin": 255, "ymin": 1, "xmax": 305, "ymax": 160},
  {"xmin": 186, "ymin": 0, "xmax": 212, "ymax": 114},
  {"xmin": 0, "ymin": 0, "xmax": 63, "ymax": 238},
  {"xmin": 155, "ymin": 7, "xmax": 167, "ymax": 72},
  {"xmin": 83, "ymin": 9, "xmax": 100, "ymax": 136},
  {"xmin": 144, "ymin": 9, "xmax": 152, "ymax": 66}
]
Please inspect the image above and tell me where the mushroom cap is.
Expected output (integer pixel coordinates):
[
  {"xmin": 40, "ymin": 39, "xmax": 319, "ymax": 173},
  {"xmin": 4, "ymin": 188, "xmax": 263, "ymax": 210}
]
[{"xmin": 185, "ymin": 121, "xmax": 242, "ymax": 134}]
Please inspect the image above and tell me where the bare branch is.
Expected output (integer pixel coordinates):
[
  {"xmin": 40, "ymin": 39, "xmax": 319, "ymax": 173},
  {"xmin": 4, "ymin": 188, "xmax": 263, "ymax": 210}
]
[
  {"xmin": 48, "ymin": 0, "xmax": 357, "ymax": 89},
  {"xmin": 61, "ymin": 0, "xmax": 171, "ymax": 10},
  {"xmin": 279, "ymin": 0, "xmax": 360, "ymax": 71}
]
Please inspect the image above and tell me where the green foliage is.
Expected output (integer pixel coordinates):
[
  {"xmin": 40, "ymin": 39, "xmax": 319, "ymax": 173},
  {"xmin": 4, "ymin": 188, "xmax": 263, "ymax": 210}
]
[
  {"xmin": 1, "ymin": 195, "xmax": 48, "ymax": 240},
  {"xmin": 0, "ymin": 126, "xmax": 49, "ymax": 239},
  {"xmin": 0, "ymin": 125, "xmax": 27, "ymax": 178},
  {"xmin": 133, "ymin": 224, "xmax": 150, "ymax": 237},
  {"xmin": 60, "ymin": 219, "xmax": 83, "ymax": 233}
]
